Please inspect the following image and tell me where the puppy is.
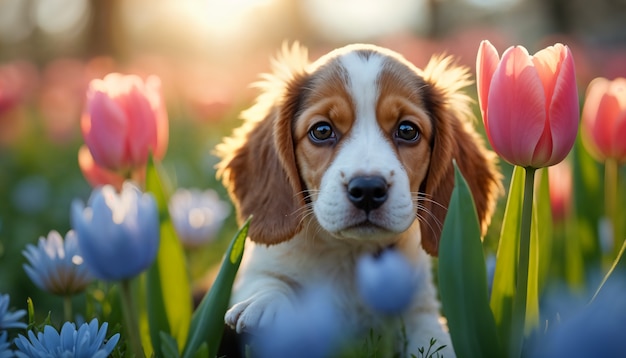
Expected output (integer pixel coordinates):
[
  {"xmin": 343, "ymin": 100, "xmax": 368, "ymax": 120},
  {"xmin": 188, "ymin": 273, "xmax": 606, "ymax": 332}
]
[{"xmin": 216, "ymin": 43, "xmax": 501, "ymax": 356}]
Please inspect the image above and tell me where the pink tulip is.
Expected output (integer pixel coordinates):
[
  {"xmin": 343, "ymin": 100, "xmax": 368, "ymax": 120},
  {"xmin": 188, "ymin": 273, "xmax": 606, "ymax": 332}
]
[
  {"xmin": 477, "ymin": 40, "xmax": 579, "ymax": 168},
  {"xmin": 581, "ymin": 77, "xmax": 626, "ymax": 163},
  {"xmin": 548, "ymin": 160, "xmax": 573, "ymax": 222},
  {"xmin": 80, "ymin": 73, "xmax": 168, "ymax": 175}
]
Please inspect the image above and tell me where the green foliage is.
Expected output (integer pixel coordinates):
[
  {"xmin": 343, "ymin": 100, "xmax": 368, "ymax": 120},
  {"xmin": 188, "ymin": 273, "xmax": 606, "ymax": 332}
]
[
  {"xmin": 489, "ymin": 165, "xmax": 524, "ymax": 349},
  {"xmin": 25, "ymin": 297, "xmax": 52, "ymax": 333},
  {"xmin": 182, "ymin": 217, "xmax": 250, "ymax": 358},
  {"xmin": 438, "ymin": 162, "xmax": 502, "ymax": 358},
  {"xmin": 337, "ymin": 325, "xmax": 448, "ymax": 358},
  {"xmin": 145, "ymin": 157, "xmax": 193, "ymax": 356}
]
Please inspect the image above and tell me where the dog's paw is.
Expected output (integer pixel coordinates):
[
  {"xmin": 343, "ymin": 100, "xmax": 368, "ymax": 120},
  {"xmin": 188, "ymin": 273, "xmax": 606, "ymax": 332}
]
[{"xmin": 225, "ymin": 293, "xmax": 292, "ymax": 333}]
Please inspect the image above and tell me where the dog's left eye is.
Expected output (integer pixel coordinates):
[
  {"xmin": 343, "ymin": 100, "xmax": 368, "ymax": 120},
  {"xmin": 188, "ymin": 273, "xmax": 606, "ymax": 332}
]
[{"xmin": 395, "ymin": 121, "xmax": 420, "ymax": 142}]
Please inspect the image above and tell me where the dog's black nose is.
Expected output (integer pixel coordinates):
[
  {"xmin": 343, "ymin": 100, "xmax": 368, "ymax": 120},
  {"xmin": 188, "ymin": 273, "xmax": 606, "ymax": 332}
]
[{"xmin": 347, "ymin": 176, "xmax": 388, "ymax": 213}]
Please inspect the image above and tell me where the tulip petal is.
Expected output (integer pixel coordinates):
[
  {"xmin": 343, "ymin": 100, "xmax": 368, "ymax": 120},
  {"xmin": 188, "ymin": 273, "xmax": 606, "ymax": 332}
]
[
  {"xmin": 114, "ymin": 75, "xmax": 158, "ymax": 167},
  {"xmin": 476, "ymin": 40, "xmax": 501, "ymax": 134},
  {"xmin": 531, "ymin": 44, "xmax": 564, "ymax": 102},
  {"xmin": 581, "ymin": 78, "xmax": 612, "ymax": 161},
  {"xmin": 543, "ymin": 45, "xmax": 579, "ymax": 166},
  {"xmin": 594, "ymin": 93, "xmax": 623, "ymax": 159},
  {"xmin": 486, "ymin": 46, "xmax": 547, "ymax": 167},
  {"xmin": 614, "ymin": 110, "xmax": 626, "ymax": 161},
  {"xmin": 146, "ymin": 75, "xmax": 169, "ymax": 160},
  {"xmin": 78, "ymin": 146, "xmax": 125, "ymax": 190},
  {"xmin": 83, "ymin": 88, "xmax": 128, "ymax": 170},
  {"xmin": 607, "ymin": 79, "xmax": 626, "ymax": 161}
]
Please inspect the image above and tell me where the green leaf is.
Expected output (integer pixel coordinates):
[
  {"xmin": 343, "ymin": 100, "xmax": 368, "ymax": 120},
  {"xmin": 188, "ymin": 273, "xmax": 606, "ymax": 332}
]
[
  {"xmin": 160, "ymin": 331, "xmax": 181, "ymax": 358},
  {"xmin": 182, "ymin": 217, "xmax": 250, "ymax": 358},
  {"xmin": 572, "ymin": 134, "xmax": 603, "ymax": 266},
  {"xmin": 191, "ymin": 343, "xmax": 209, "ymax": 358},
  {"xmin": 145, "ymin": 157, "xmax": 193, "ymax": 355},
  {"xmin": 438, "ymin": 162, "xmax": 502, "ymax": 357},
  {"xmin": 489, "ymin": 165, "xmax": 524, "ymax": 351}
]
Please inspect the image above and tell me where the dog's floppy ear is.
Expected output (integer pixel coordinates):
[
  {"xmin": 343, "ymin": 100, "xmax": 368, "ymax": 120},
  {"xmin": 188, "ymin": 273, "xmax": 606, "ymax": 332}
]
[
  {"xmin": 216, "ymin": 43, "xmax": 309, "ymax": 245},
  {"xmin": 418, "ymin": 56, "xmax": 502, "ymax": 256}
]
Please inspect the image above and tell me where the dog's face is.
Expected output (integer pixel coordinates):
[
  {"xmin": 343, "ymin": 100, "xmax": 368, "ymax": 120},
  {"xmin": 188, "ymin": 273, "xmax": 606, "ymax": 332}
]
[
  {"xmin": 217, "ymin": 44, "xmax": 501, "ymax": 255},
  {"xmin": 294, "ymin": 50, "xmax": 434, "ymax": 242}
]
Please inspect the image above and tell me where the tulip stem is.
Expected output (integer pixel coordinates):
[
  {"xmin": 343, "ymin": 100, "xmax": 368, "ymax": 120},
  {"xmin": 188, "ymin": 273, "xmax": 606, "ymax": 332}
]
[
  {"xmin": 509, "ymin": 166, "xmax": 536, "ymax": 358},
  {"xmin": 605, "ymin": 158, "xmax": 620, "ymax": 259},
  {"xmin": 120, "ymin": 279, "xmax": 144, "ymax": 358}
]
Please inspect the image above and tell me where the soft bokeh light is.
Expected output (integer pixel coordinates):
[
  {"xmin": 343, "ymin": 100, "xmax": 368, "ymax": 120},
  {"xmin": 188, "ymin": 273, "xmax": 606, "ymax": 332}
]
[
  {"xmin": 302, "ymin": 0, "xmax": 427, "ymax": 41},
  {"xmin": 467, "ymin": 0, "xmax": 520, "ymax": 9},
  {"xmin": 34, "ymin": 0, "xmax": 90, "ymax": 37}
]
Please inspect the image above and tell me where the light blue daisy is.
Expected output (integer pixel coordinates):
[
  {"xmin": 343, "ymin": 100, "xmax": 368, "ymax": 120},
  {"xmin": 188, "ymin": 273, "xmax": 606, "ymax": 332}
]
[
  {"xmin": 23, "ymin": 230, "xmax": 94, "ymax": 296},
  {"xmin": 169, "ymin": 188, "xmax": 230, "ymax": 248},
  {"xmin": 0, "ymin": 331, "xmax": 14, "ymax": 358},
  {"xmin": 13, "ymin": 318, "xmax": 119, "ymax": 358},
  {"xmin": 0, "ymin": 293, "xmax": 26, "ymax": 330}
]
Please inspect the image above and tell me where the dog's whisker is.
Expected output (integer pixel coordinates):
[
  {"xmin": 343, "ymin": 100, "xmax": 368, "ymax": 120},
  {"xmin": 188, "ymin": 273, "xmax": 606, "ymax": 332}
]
[
  {"xmin": 415, "ymin": 210, "xmax": 441, "ymax": 240},
  {"xmin": 412, "ymin": 191, "xmax": 448, "ymax": 211},
  {"xmin": 293, "ymin": 189, "xmax": 320, "ymax": 201},
  {"xmin": 414, "ymin": 203, "xmax": 444, "ymax": 234}
]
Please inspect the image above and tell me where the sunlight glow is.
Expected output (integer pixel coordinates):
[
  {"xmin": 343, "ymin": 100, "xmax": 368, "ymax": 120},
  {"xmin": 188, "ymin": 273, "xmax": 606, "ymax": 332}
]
[
  {"xmin": 301, "ymin": 0, "xmax": 427, "ymax": 41},
  {"xmin": 170, "ymin": 0, "xmax": 273, "ymax": 42}
]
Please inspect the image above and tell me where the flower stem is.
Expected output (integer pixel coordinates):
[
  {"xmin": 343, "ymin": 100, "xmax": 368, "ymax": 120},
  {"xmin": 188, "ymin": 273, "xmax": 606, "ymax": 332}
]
[
  {"xmin": 63, "ymin": 296, "xmax": 72, "ymax": 322},
  {"xmin": 509, "ymin": 166, "xmax": 536, "ymax": 358},
  {"xmin": 120, "ymin": 279, "xmax": 144, "ymax": 358},
  {"xmin": 605, "ymin": 158, "xmax": 620, "ymax": 258}
]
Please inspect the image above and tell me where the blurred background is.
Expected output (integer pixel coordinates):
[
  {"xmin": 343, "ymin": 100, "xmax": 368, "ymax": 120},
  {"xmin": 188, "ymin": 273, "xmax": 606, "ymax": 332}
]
[{"xmin": 1, "ymin": 0, "xmax": 625, "ymax": 322}]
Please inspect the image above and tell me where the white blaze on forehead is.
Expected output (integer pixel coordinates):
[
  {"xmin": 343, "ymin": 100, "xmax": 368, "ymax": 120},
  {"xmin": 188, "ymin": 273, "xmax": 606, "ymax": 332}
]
[
  {"xmin": 339, "ymin": 51, "xmax": 385, "ymax": 120},
  {"xmin": 337, "ymin": 51, "xmax": 390, "ymax": 171}
]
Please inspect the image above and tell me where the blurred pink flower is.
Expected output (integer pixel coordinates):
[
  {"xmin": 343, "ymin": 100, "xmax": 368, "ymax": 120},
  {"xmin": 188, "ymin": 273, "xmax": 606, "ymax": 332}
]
[
  {"xmin": 548, "ymin": 160, "xmax": 573, "ymax": 222},
  {"xmin": 39, "ymin": 58, "xmax": 89, "ymax": 144},
  {"xmin": 581, "ymin": 77, "xmax": 626, "ymax": 163},
  {"xmin": 0, "ymin": 60, "xmax": 38, "ymax": 146},
  {"xmin": 79, "ymin": 73, "xmax": 168, "ymax": 187},
  {"xmin": 0, "ymin": 60, "xmax": 37, "ymax": 115},
  {"xmin": 476, "ymin": 40, "xmax": 579, "ymax": 168}
]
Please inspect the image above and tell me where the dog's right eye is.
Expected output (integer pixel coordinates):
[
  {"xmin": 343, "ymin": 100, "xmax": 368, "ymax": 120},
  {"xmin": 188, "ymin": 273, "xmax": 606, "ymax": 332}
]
[{"xmin": 309, "ymin": 122, "xmax": 336, "ymax": 143}]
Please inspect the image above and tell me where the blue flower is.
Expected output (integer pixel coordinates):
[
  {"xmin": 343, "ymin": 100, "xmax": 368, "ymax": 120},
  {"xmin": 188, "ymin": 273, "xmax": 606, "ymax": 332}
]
[
  {"xmin": 0, "ymin": 293, "xmax": 26, "ymax": 330},
  {"xmin": 14, "ymin": 318, "xmax": 120, "ymax": 358},
  {"xmin": 71, "ymin": 182, "xmax": 160, "ymax": 281},
  {"xmin": 356, "ymin": 249, "xmax": 418, "ymax": 315},
  {"xmin": 0, "ymin": 331, "xmax": 14, "ymax": 358},
  {"xmin": 252, "ymin": 285, "xmax": 348, "ymax": 358},
  {"xmin": 169, "ymin": 188, "xmax": 230, "ymax": 248},
  {"xmin": 532, "ymin": 277, "xmax": 626, "ymax": 357},
  {"xmin": 23, "ymin": 230, "xmax": 94, "ymax": 296}
]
